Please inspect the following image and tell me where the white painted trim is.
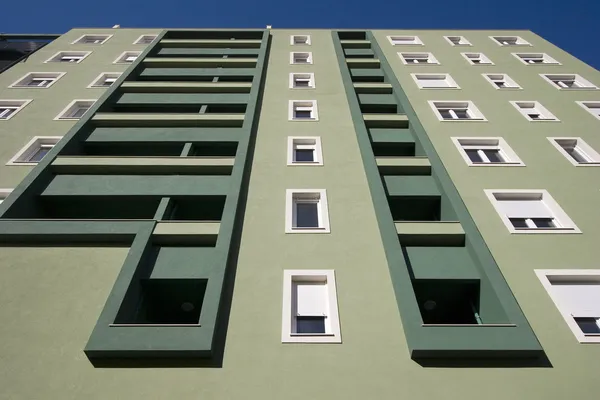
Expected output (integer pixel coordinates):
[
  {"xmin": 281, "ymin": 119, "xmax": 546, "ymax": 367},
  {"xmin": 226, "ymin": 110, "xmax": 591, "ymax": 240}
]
[
  {"xmin": 133, "ymin": 34, "xmax": 158, "ymax": 45},
  {"xmin": 9, "ymin": 72, "xmax": 66, "ymax": 89},
  {"xmin": 484, "ymin": 189, "xmax": 581, "ymax": 234},
  {"xmin": 451, "ymin": 137, "xmax": 524, "ymax": 166},
  {"xmin": 0, "ymin": 99, "xmax": 33, "ymax": 120},
  {"xmin": 288, "ymin": 100, "xmax": 319, "ymax": 121},
  {"xmin": 547, "ymin": 137, "xmax": 600, "ymax": 166},
  {"xmin": 510, "ymin": 101, "xmax": 559, "ymax": 122},
  {"xmin": 289, "ymin": 72, "xmax": 315, "ymax": 89},
  {"xmin": 428, "ymin": 100, "xmax": 487, "ymax": 122},
  {"xmin": 443, "ymin": 35, "xmax": 472, "ymax": 46},
  {"xmin": 410, "ymin": 73, "xmax": 460, "ymax": 89},
  {"xmin": 576, "ymin": 101, "xmax": 600, "ymax": 121},
  {"xmin": 535, "ymin": 269, "xmax": 600, "ymax": 343},
  {"xmin": 113, "ymin": 51, "xmax": 142, "ymax": 64},
  {"xmin": 289, "ymin": 52, "xmax": 313, "ymax": 65},
  {"xmin": 87, "ymin": 72, "xmax": 122, "ymax": 88},
  {"xmin": 489, "ymin": 35, "xmax": 532, "ymax": 46},
  {"xmin": 282, "ymin": 269, "xmax": 341, "ymax": 343},
  {"xmin": 287, "ymin": 137, "xmax": 323, "ymax": 166},
  {"xmin": 6, "ymin": 136, "xmax": 62, "ymax": 166},
  {"xmin": 461, "ymin": 52, "xmax": 494, "ymax": 66},
  {"xmin": 512, "ymin": 52, "xmax": 561, "ymax": 65},
  {"xmin": 481, "ymin": 73, "xmax": 522, "ymax": 90},
  {"xmin": 54, "ymin": 99, "xmax": 97, "ymax": 120},
  {"xmin": 71, "ymin": 34, "xmax": 113, "ymax": 45},
  {"xmin": 285, "ymin": 189, "xmax": 330, "ymax": 233},
  {"xmin": 290, "ymin": 35, "xmax": 311, "ymax": 45},
  {"xmin": 540, "ymin": 74, "xmax": 598, "ymax": 90},
  {"xmin": 398, "ymin": 52, "xmax": 439, "ymax": 65},
  {"xmin": 387, "ymin": 35, "xmax": 424, "ymax": 46},
  {"xmin": 44, "ymin": 51, "xmax": 92, "ymax": 64}
]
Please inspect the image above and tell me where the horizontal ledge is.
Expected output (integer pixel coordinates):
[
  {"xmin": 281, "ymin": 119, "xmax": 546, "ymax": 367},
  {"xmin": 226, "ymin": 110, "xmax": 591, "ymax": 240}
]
[
  {"xmin": 152, "ymin": 221, "xmax": 220, "ymax": 245},
  {"xmin": 376, "ymin": 156, "xmax": 430, "ymax": 167},
  {"xmin": 422, "ymin": 324, "xmax": 518, "ymax": 327},
  {"xmin": 119, "ymin": 81, "xmax": 253, "ymax": 93},
  {"xmin": 363, "ymin": 114, "xmax": 408, "ymax": 121},
  {"xmin": 353, "ymin": 82, "xmax": 393, "ymax": 93},
  {"xmin": 51, "ymin": 156, "xmax": 235, "ymax": 174},
  {"xmin": 143, "ymin": 57, "xmax": 257, "ymax": 68},
  {"xmin": 92, "ymin": 113, "xmax": 244, "ymax": 127},
  {"xmin": 160, "ymin": 39, "xmax": 262, "ymax": 48},
  {"xmin": 109, "ymin": 323, "xmax": 202, "ymax": 327},
  {"xmin": 396, "ymin": 221, "xmax": 465, "ymax": 246}
]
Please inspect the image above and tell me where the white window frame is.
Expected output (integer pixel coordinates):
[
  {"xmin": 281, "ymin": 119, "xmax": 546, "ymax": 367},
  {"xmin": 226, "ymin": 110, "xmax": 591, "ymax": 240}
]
[
  {"xmin": 287, "ymin": 137, "xmax": 323, "ymax": 166},
  {"xmin": 0, "ymin": 100, "xmax": 32, "ymax": 120},
  {"xmin": 461, "ymin": 52, "xmax": 494, "ymax": 65},
  {"xmin": 484, "ymin": 189, "xmax": 580, "ymax": 234},
  {"xmin": 510, "ymin": 101, "xmax": 559, "ymax": 122},
  {"xmin": 540, "ymin": 74, "xmax": 597, "ymax": 90},
  {"xmin": 411, "ymin": 73, "xmax": 459, "ymax": 89},
  {"xmin": 288, "ymin": 100, "xmax": 319, "ymax": 121},
  {"xmin": 482, "ymin": 73, "xmax": 521, "ymax": 89},
  {"xmin": 576, "ymin": 101, "xmax": 600, "ymax": 121},
  {"xmin": 451, "ymin": 137, "xmax": 524, "ymax": 166},
  {"xmin": 9, "ymin": 72, "xmax": 66, "ymax": 89},
  {"xmin": 513, "ymin": 53, "xmax": 560, "ymax": 65},
  {"xmin": 54, "ymin": 99, "xmax": 96, "ymax": 120},
  {"xmin": 72, "ymin": 34, "xmax": 112, "ymax": 45},
  {"xmin": 285, "ymin": 189, "xmax": 330, "ymax": 233},
  {"xmin": 548, "ymin": 137, "xmax": 600, "ymax": 166},
  {"xmin": 398, "ymin": 52, "xmax": 439, "ymax": 65},
  {"xmin": 387, "ymin": 36, "xmax": 424, "ymax": 46},
  {"xmin": 490, "ymin": 36, "xmax": 531, "ymax": 46},
  {"xmin": 536, "ymin": 269, "xmax": 600, "ymax": 343},
  {"xmin": 444, "ymin": 36, "xmax": 471, "ymax": 46},
  {"xmin": 45, "ymin": 51, "xmax": 92, "ymax": 64},
  {"xmin": 113, "ymin": 51, "xmax": 142, "ymax": 64},
  {"xmin": 0, "ymin": 189, "xmax": 13, "ymax": 205},
  {"xmin": 282, "ymin": 270, "xmax": 341, "ymax": 343},
  {"xmin": 290, "ymin": 35, "xmax": 311, "ymax": 45},
  {"xmin": 429, "ymin": 101, "xmax": 487, "ymax": 121},
  {"xmin": 290, "ymin": 52, "xmax": 313, "ymax": 65},
  {"xmin": 289, "ymin": 73, "xmax": 315, "ymax": 89},
  {"xmin": 88, "ymin": 72, "xmax": 122, "ymax": 88},
  {"xmin": 7, "ymin": 136, "xmax": 62, "ymax": 166},
  {"xmin": 134, "ymin": 34, "xmax": 158, "ymax": 45}
]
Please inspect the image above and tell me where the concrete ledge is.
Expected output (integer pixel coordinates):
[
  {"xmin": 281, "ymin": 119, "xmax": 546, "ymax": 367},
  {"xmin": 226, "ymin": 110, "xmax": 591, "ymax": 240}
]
[
  {"xmin": 160, "ymin": 39, "xmax": 262, "ymax": 48},
  {"xmin": 376, "ymin": 156, "xmax": 431, "ymax": 175},
  {"xmin": 120, "ymin": 81, "xmax": 253, "ymax": 93},
  {"xmin": 153, "ymin": 221, "xmax": 220, "ymax": 245},
  {"xmin": 395, "ymin": 221, "xmax": 465, "ymax": 246},
  {"xmin": 92, "ymin": 113, "xmax": 244, "ymax": 127},
  {"xmin": 353, "ymin": 82, "xmax": 393, "ymax": 93},
  {"xmin": 363, "ymin": 113, "xmax": 409, "ymax": 128},
  {"xmin": 345, "ymin": 58, "xmax": 380, "ymax": 68},
  {"xmin": 143, "ymin": 57, "xmax": 257, "ymax": 68}
]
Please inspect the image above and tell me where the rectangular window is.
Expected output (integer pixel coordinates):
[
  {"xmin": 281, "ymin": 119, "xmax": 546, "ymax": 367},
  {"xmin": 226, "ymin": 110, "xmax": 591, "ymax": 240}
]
[
  {"xmin": 485, "ymin": 190, "xmax": 580, "ymax": 233},
  {"xmin": 461, "ymin": 52, "xmax": 494, "ymax": 65},
  {"xmin": 72, "ymin": 34, "xmax": 112, "ymax": 45},
  {"xmin": 387, "ymin": 36, "xmax": 424, "ymax": 46},
  {"xmin": 513, "ymin": 53, "xmax": 560, "ymax": 65},
  {"xmin": 88, "ymin": 72, "xmax": 122, "ymax": 88},
  {"xmin": 289, "ymin": 73, "xmax": 315, "ymax": 89},
  {"xmin": 577, "ymin": 101, "xmax": 600, "ymax": 120},
  {"xmin": 287, "ymin": 137, "xmax": 323, "ymax": 165},
  {"xmin": 55, "ymin": 100, "xmax": 96, "ymax": 120},
  {"xmin": 10, "ymin": 72, "xmax": 65, "ymax": 88},
  {"xmin": 289, "ymin": 100, "xmax": 318, "ymax": 121},
  {"xmin": 482, "ymin": 73, "xmax": 521, "ymax": 89},
  {"xmin": 490, "ymin": 36, "xmax": 531, "ymax": 46},
  {"xmin": 290, "ymin": 35, "xmax": 311, "ymax": 45},
  {"xmin": 290, "ymin": 52, "xmax": 313, "ymax": 64},
  {"xmin": 510, "ymin": 101, "xmax": 558, "ymax": 121},
  {"xmin": 452, "ymin": 137, "xmax": 524, "ymax": 166},
  {"xmin": 429, "ymin": 101, "xmax": 486, "ymax": 121},
  {"xmin": 541, "ymin": 74, "xmax": 597, "ymax": 90},
  {"xmin": 0, "ymin": 100, "xmax": 32, "ymax": 120},
  {"xmin": 444, "ymin": 36, "xmax": 471, "ymax": 46},
  {"xmin": 398, "ymin": 52, "xmax": 439, "ymax": 65},
  {"xmin": 45, "ymin": 51, "xmax": 91, "ymax": 63},
  {"xmin": 134, "ymin": 35, "xmax": 158, "ymax": 44},
  {"xmin": 282, "ymin": 270, "xmax": 341, "ymax": 343},
  {"xmin": 114, "ymin": 51, "xmax": 141, "ymax": 64},
  {"xmin": 285, "ymin": 189, "xmax": 330, "ymax": 233},
  {"xmin": 7, "ymin": 136, "xmax": 61, "ymax": 165},
  {"xmin": 548, "ymin": 137, "xmax": 600, "ymax": 165},
  {"xmin": 411, "ymin": 73, "xmax": 459, "ymax": 89}
]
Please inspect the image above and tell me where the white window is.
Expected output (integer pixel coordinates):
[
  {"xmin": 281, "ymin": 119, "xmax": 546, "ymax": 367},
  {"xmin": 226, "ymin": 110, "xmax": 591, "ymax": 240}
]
[
  {"xmin": 289, "ymin": 73, "xmax": 315, "ymax": 89},
  {"xmin": 7, "ymin": 136, "xmax": 61, "ymax": 165},
  {"xmin": 287, "ymin": 137, "xmax": 323, "ymax": 166},
  {"xmin": 429, "ymin": 101, "xmax": 486, "ymax": 121},
  {"xmin": 461, "ymin": 52, "xmax": 494, "ymax": 65},
  {"xmin": 55, "ymin": 100, "xmax": 96, "ymax": 120},
  {"xmin": 482, "ymin": 73, "xmax": 521, "ymax": 89},
  {"xmin": 45, "ymin": 51, "xmax": 91, "ymax": 64},
  {"xmin": 0, "ymin": 189, "xmax": 12, "ymax": 205},
  {"xmin": 411, "ymin": 73, "xmax": 459, "ymax": 89},
  {"xmin": 289, "ymin": 100, "xmax": 318, "ymax": 121},
  {"xmin": 513, "ymin": 53, "xmax": 560, "ymax": 65},
  {"xmin": 398, "ymin": 52, "xmax": 439, "ymax": 65},
  {"xmin": 282, "ymin": 270, "xmax": 341, "ymax": 343},
  {"xmin": 490, "ymin": 36, "xmax": 531, "ymax": 46},
  {"xmin": 0, "ymin": 100, "xmax": 32, "ymax": 120},
  {"xmin": 290, "ymin": 52, "xmax": 313, "ymax": 64},
  {"xmin": 484, "ymin": 189, "xmax": 580, "ymax": 233},
  {"xmin": 285, "ymin": 189, "xmax": 330, "ymax": 233},
  {"xmin": 548, "ymin": 137, "xmax": 600, "ymax": 166},
  {"xmin": 536, "ymin": 270, "xmax": 600, "ymax": 343},
  {"xmin": 577, "ymin": 101, "xmax": 600, "ymax": 120},
  {"xmin": 88, "ymin": 72, "xmax": 122, "ymax": 88},
  {"xmin": 452, "ymin": 137, "xmax": 524, "ymax": 166},
  {"xmin": 10, "ymin": 72, "xmax": 65, "ymax": 88},
  {"xmin": 387, "ymin": 36, "xmax": 423, "ymax": 46},
  {"xmin": 134, "ymin": 35, "xmax": 158, "ymax": 45},
  {"xmin": 444, "ymin": 36, "xmax": 471, "ymax": 46},
  {"xmin": 290, "ymin": 35, "xmax": 311, "ymax": 45},
  {"xmin": 114, "ymin": 51, "xmax": 141, "ymax": 64},
  {"xmin": 540, "ymin": 74, "xmax": 597, "ymax": 90},
  {"xmin": 72, "ymin": 34, "xmax": 112, "ymax": 45},
  {"xmin": 510, "ymin": 101, "xmax": 558, "ymax": 121}
]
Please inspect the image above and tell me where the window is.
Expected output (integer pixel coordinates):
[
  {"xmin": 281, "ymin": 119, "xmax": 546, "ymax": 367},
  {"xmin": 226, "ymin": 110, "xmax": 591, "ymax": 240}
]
[
  {"xmin": 289, "ymin": 100, "xmax": 318, "ymax": 121},
  {"xmin": 540, "ymin": 74, "xmax": 597, "ymax": 90},
  {"xmin": 429, "ymin": 101, "xmax": 486, "ymax": 121},
  {"xmin": 485, "ymin": 189, "xmax": 580, "ymax": 233},
  {"xmin": 55, "ymin": 100, "xmax": 96, "ymax": 120},
  {"xmin": 289, "ymin": 73, "xmax": 315, "ymax": 89},
  {"xmin": 134, "ymin": 35, "xmax": 158, "ymax": 45},
  {"xmin": 287, "ymin": 137, "xmax": 323, "ymax": 165},
  {"xmin": 290, "ymin": 52, "xmax": 313, "ymax": 64},
  {"xmin": 511, "ymin": 101, "xmax": 558, "ymax": 121},
  {"xmin": 0, "ymin": 100, "xmax": 32, "ymax": 120},
  {"xmin": 577, "ymin": 101, "xmax": 600, "ymax": 121},
  {"xmin": 411, "ymin": 73, "xmax": 459, "ymax": 89},
  {"xmin": 290, "ymin": 35, "xmax": 311, "ymax": 45},
  {"xmin": 72, "ymin": 34, "xmax": 112, "ymax": 45},
  {"xmin": 114, "ymin": 51, "xmax": 141, "ymax": 64},
  {"xmin": 10, "ymin": 72, "xmax": 65, "ymax": 88},
  {"xmin": 88, "ymin": 72, "xmax": 122, "ymax": 88},
  {"xmin": 0, "ymin": 189, "xmax": 12, "ymax": 205},
  {"xmin": 461, "ymin": 52, "xmax": 494, "ymax": 65},
  {"xmin": 452, "ymin": 137, "xmax": 524, "ymax": 166},
  {"xmin": 444, "ymin": 36, "xmax": 471, "ymax": 46},
  {"xmin": 398, "ymin": 52, "xmax": 439, "ymax": 65},
  {"xmin": 282, "ymin": 270, "xmax": 341, "ymax": 343},
  {"xmin": 548, "ymin": 137, "xmax": 600, "ymax": 165},
  {"xmin": 387, "ymin": 36, "xmax": 424, "ymax": 46},
  {"xmin": 536, "ymin": 270, "xmax": 600, "ymax": 343},
  {"xmin": 513, "ymin": 53, "xmax": 560, "ymax": 65},
  {"xmin": 285, "ymin": 189, "xmax": 330, "ymax": 233},
  {"xmin": 490, "ymin": 36, "xmax": 531, "ymax": 46},
  {"xmin": 482, "ymin": 73, "xmax": 521, "ymax": 89},
  {"xmin": 7, "ymin": 136, "xmax": 61, "ymax": 165},
  {"xmin": 45, "ymin": 51, "xmax": 91, "ymax": 64}
]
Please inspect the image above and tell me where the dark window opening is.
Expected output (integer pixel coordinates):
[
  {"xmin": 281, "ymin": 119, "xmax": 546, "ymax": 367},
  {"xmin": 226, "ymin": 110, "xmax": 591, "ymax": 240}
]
[{"xmin": 296, "ymin": 316, "xmax": 326, "ymax": 334}]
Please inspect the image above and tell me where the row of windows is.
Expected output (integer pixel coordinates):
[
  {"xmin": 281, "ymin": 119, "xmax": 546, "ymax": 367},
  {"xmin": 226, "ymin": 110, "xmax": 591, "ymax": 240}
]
[
  {"xmin": 68, "ymin": 34, "xmax": 157, "ymax": 45},
  {"xmin": 0, "ymin": 99, "xmax": 96, "ymax": 122},
  {"xmin": 387, "ymin": 35, "xmax": 532, "ymax": 47},
  {"xmin": 398, "ymin": 51, "xmax": 561, "ymax": 66}
]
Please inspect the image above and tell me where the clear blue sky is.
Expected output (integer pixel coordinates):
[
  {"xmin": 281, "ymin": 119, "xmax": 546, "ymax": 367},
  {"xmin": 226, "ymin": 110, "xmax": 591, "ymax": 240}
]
[{"xmin": 2, "ymin": 0, "xmax": 599, "ymax": 70}]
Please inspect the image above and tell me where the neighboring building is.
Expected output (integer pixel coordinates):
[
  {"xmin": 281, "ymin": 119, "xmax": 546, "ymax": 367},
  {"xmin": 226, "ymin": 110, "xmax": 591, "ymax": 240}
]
[{"xmin": 0, "ymin": 28, "xmax": 599, "ymax": 399}]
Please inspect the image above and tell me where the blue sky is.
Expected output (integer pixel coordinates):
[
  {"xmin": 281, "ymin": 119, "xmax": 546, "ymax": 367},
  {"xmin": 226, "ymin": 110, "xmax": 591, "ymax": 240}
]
[{"xmin": 2, "ymin": 0, "xmax": 599, "ymax": 69}]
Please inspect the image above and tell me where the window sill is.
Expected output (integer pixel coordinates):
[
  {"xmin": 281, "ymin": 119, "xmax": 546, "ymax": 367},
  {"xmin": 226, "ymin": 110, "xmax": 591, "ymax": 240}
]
[
  {"xmin": 289, "ymin": 118, "xmax": 318, "ymax": 122},
  {"xmin": 510, "ymin": 227, "xmax": 581, "ymax": 234},
  {"xmin": 288, "ymin": 162, "xmax": 323, "ymax": 166},
  {"xmin": 286, "ymin": 227, "xmax": 330, "ymax": 234},
  {"xmin": 418, "ymin": 87, "xmax": 461, "ymax": 90},
  {"xmin": 290, "ymin": 333, "xmax": 335, "ymax": 337},
  {"xmin": 468, "ymin": 162, "xmax": 525, "ymax": 167},
  {"xmin": 440, "ymin": 118, "xmax": 487, "ymax": 122}
]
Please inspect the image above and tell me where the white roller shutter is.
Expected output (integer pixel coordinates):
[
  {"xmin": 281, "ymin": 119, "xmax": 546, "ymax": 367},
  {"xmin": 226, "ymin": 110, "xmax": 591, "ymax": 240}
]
[
  {"xmin": 294, "ymin": 282, "xmax": 328, "ymax": 316},
  {"xmin": 550, "ymin": 281, "xmax": 600, "ymax": 317}
]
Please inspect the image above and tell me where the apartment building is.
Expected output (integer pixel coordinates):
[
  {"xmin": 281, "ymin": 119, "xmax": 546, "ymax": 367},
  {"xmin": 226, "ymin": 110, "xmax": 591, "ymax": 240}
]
[{"xmin": 0, "ymin": 27, "xmax": 599, "ymax": 400}]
